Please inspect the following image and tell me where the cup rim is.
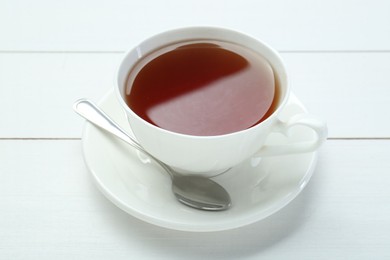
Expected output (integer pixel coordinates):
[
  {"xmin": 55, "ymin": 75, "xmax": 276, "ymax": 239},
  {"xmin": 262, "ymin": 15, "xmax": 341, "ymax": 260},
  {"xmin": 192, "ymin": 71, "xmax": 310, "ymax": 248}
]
[{"xmin": 114, "ymin": 26, "xmax": 290, "ymax": 139}]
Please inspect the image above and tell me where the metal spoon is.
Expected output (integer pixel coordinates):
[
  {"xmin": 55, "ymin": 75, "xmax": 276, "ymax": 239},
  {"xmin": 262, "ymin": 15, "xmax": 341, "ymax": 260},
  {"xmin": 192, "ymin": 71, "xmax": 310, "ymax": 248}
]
[{"xmin": 73, "ymin": 99, "xmax": 231, "ymax": 211}]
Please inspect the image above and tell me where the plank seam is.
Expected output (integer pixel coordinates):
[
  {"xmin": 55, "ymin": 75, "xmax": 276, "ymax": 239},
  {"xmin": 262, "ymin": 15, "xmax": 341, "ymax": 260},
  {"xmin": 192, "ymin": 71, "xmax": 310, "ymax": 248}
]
[{"xmin": 1, "ymin": 50, "xmax": 390, "ymax": 54}]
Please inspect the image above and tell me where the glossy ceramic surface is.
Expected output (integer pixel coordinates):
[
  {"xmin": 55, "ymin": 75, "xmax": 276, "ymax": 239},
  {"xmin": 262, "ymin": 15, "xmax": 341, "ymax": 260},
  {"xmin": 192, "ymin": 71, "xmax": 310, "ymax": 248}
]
[{"xmin": 82, "ymin": 90, "xmax": 318, "ymax": 232}]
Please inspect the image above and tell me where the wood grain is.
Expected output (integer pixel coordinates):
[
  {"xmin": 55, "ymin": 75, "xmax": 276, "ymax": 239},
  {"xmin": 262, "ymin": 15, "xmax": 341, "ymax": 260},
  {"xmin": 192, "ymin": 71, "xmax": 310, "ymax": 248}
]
[
  {"xmin": 0, "ymin": 140, "xmax": 389, "ymax": 259},
  {"xmin": 0, "ymin": 0, "xmax": 389, "ymax": 51},
  {"xmin": 2, "ymin": 0, "xmax": 389, "ymax": 259}
]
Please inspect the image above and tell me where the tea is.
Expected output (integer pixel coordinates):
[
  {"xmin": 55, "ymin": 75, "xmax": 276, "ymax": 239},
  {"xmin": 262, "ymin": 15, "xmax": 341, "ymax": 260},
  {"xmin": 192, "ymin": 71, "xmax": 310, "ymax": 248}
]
[{"xmin": 125, "ymin": 40, "xmax": 277, "ymax": 136}]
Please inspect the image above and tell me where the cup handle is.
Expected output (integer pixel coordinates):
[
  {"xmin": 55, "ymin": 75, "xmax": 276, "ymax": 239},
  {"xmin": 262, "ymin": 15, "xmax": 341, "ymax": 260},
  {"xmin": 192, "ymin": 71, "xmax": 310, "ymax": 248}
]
[{"xmin": 255, "ymin": 114, "xmax": 327, "ymax": 157}]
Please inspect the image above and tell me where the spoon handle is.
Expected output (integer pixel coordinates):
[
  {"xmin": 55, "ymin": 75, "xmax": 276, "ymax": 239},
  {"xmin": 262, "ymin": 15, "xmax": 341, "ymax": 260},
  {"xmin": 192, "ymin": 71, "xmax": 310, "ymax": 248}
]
[
  {"xmin": 73, "ymin": 99, "xmax": 142, "ymax": 147},
  {"xmin": 73, "ymin": 99, "xmax": 175, "ymax": 175}
]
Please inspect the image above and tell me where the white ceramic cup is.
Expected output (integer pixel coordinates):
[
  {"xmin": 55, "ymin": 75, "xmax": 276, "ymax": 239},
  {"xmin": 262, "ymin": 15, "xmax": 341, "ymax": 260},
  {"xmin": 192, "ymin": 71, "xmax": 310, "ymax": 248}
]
[{"xmin": 115, "ymin": 27, "xmax": 327, "ymax": 176}]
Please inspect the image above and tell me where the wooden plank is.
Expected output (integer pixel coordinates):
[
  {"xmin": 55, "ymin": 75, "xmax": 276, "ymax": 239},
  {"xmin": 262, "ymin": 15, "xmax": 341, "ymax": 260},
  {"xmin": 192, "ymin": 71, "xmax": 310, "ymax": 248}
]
[
  {"xmin": 0, "ymin": 140, "xmax": 389, "ymax": 259},
  {"xmin": 1, "ymin": 52, "xmax": 389, "ymax": 138},
  {"xmin": 0, "ymin": 0, "xmax": 389, "ymax": 51},
  {"xmin": 283, "ymin": 52, "xmax": 390, "ymax": 138},
  {"xmin": 0, "ymin": 53, "xmax": 121, "ymax": 138}
]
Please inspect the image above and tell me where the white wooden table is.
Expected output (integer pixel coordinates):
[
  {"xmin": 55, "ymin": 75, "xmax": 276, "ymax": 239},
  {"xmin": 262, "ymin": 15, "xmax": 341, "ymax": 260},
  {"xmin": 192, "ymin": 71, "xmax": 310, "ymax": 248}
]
[{"xmin": 1, "ymin": 0, "xmax": 389, "ymax": 259}]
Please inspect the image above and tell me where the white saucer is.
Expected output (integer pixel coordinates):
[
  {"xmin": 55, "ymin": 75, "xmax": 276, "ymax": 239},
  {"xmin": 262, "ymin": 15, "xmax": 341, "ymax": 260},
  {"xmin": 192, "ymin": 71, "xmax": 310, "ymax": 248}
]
[{"xmin": 81, "ymin": 90, "xmax": 318, "ymax": 232}]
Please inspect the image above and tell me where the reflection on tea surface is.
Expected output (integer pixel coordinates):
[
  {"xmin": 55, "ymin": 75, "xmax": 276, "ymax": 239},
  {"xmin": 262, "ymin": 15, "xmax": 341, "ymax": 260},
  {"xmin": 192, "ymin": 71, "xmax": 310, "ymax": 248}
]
[{"xmin": 126, "ymin": 40, "xmax": 276, "ymax": 136}]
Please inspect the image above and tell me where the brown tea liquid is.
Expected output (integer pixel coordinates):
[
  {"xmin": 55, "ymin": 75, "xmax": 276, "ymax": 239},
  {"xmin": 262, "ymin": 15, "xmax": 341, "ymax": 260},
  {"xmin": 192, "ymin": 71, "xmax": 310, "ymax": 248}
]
[{"xmin": 125, "ymin": 40, "xmax": 277, "ymax": 136}]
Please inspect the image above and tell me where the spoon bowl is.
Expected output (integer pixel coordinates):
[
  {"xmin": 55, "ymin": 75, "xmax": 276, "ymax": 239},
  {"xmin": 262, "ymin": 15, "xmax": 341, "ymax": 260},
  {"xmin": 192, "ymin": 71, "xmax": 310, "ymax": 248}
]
[{"xmin": 73, "ymin": 99, "xmax": 231, "ymax": 211}]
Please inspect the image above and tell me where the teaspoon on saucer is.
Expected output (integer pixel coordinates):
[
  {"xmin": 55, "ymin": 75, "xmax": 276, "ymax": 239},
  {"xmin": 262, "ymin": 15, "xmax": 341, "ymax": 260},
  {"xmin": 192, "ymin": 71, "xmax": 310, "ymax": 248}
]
[{"xmin": 73, "ymin": 99, "xmax": 231, "ymax": 211}]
